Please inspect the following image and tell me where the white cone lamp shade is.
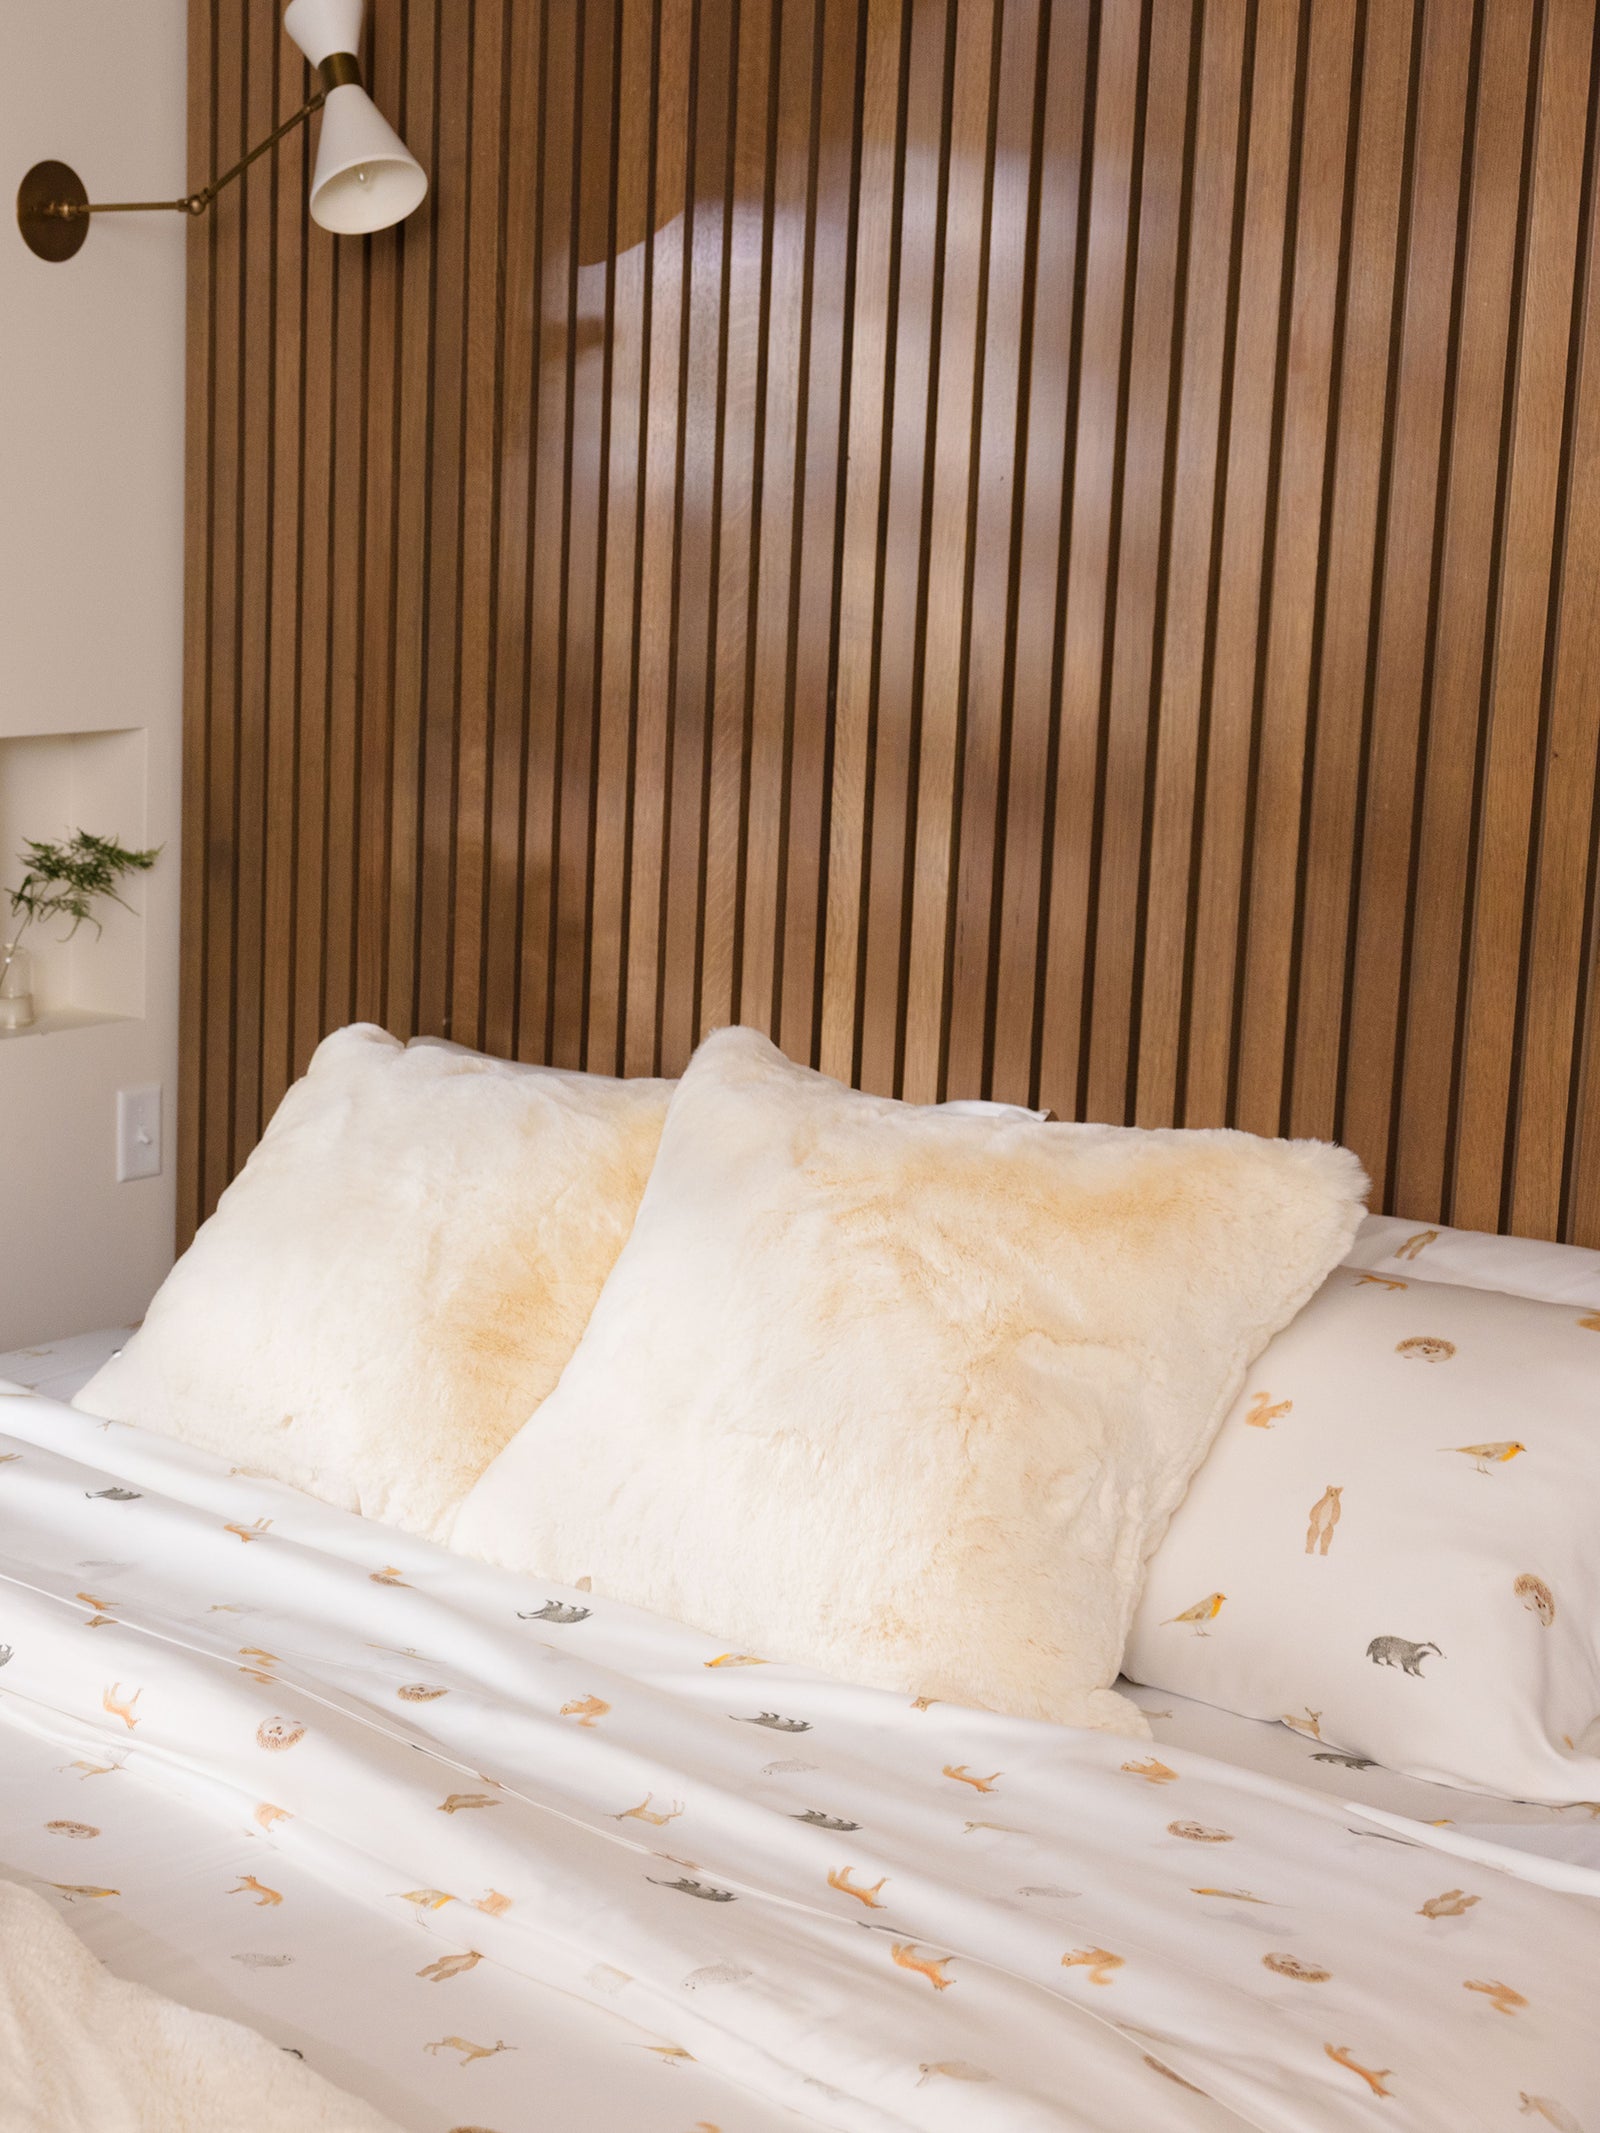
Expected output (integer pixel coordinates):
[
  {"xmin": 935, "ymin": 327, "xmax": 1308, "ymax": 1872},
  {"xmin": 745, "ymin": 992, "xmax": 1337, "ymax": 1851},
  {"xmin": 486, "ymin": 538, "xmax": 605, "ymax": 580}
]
[{"xmin": 283, "ymin": 0, "xmax": 428, "ymax": 234}]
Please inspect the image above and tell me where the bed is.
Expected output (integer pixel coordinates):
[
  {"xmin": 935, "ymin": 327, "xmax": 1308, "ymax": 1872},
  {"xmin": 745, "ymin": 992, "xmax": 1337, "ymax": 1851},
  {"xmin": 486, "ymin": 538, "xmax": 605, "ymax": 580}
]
[{"xmin": 4, "ymin": 1327, "xmax": 1598, "ymax": 2133}]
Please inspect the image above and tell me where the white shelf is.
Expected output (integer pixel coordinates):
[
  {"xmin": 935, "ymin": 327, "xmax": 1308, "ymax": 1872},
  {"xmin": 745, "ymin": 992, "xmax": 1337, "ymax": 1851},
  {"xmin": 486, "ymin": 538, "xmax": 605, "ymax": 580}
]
[{"xmin": 0, "ymin": 1005, "xmax": 135, "ymax": 1043}]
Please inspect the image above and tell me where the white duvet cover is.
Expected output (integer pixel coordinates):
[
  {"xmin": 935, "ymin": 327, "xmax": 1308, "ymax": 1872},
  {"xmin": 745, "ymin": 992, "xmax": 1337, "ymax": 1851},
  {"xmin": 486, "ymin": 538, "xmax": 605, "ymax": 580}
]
[{"xmin": 3, "ymin": 1384, "xmax": 1599, "ymax": 2133}]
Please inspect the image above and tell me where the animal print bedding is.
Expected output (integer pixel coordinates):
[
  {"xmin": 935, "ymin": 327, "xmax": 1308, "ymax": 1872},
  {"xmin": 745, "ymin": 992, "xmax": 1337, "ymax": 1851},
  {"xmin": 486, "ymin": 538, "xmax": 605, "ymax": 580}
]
[{"xmin": 3, "ymin": 1383, "xmax": 1600, "ymax": 2132}]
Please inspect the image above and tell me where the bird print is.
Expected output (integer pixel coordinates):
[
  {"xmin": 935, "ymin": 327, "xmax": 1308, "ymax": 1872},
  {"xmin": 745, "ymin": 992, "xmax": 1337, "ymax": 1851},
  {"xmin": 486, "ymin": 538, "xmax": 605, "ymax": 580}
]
[
  {"xmin": 417, "ymin": 1950, "xmax": 482, "ymax": 1982},
  {"xmin": 48, "ymin": 1884, "xmax": 120, "ymax": 1901},
  {"xmin": 1395, "ymin": 1229, "xmax": 1438, "ymax": 1260},
  {"xmin": 827, "ymin": 1866, "xmax": 888, "ymax": 1909},
  {"xmin": 560, "ymin": 1695, "xmax": 610, "ymax": 1728},
  {"xmin": 1305, "ymin": 1486, "xmax": 1342, "ymax": 1556},
  {"xmin": 1444, "ymin": 1440, "xmax": 1525, "ymax": 1474},
  {"xmin": 942, "ymin": 1765, "xmax": 1002, "ymax": 1793},
  {"xmin": 1397, "ymin": 1335, "xmax": 1455, "ymax": 1363},
  {"xmin": 1164, "ymin": 1592, "xmax": 1225, "ymax": 1633},
  {"xmin": 101, "ymin": 1684, "xmax": 141, "ymax": 1731},
  {"xmin": 1419, "ymin": 1890, "xmax": 1479, "ymax": 1919},
  {"xmin": 370, "ymin": 1565, "xmax": 410, "ymax": 1587},
  {"xmin": 703, "ymin": 1652, "xmax": 766, "ymax": 1667},
  {"xmin": 891, "ymin": 1942, "xmax": 955, "ymax": 1990},
  {"xmin": 1060, "ymin": 1947, "xmax": 1123, "ymax": 1985},
  {"xmin": 437, "ymin": 1793, "xmax": 499, "ymax": 1814},
  {"xmin": 1465, "ymin": 1978, "xmax": 1526, "ymax": 2016},
  {"xmin": 609, "ymin": 1795, "xmax": 684, "ymax": 1826},
  {"xmin": 1246, "ymin": 1391, "xmax": 1293, "ymax": 1428},
  {"xmin": 397, "ymin": 1889, "xmax": 456, "ymax": 1912},
  {"xmin": 1514, "ymin": 1574, "xmax": 1556, "ymax": 1626},
  {"xmin": 1191, "ymin": 1888, "xmax": 1272, "ymax": 1904},
  {"xmin": 1325, "ymin": 2045, "xmax": 1393, "ymax": 2097},
  {"xmin": 224, "ymin": 1518, "xmax": 272, "ymax": 1542},
  {"xmin": 424, "ymin": 2037, "xmax": 514, "ymax": 2065},
  {"xmin": 1120, "ymin": 1758, "xmax": 1179, "ymax": 1785},
  {"xmin": 229, "ymin": 1876, "xmax": 283, "ymax": 1907}
]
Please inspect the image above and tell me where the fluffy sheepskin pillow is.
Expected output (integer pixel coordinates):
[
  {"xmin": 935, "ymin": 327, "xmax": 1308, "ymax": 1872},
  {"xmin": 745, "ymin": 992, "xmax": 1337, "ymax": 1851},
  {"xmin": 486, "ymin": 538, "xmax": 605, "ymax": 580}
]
[
  {"xmin": 73, "ymin": 1026, "xmax": 670, "ymax": 1537},
  {"xmin": 1126, "ymin": 1268, "xmax": 1600, "ymax": 1800},
  {"xmin": 451, "ymin": 1027, "xmax": 1367, "ymax": 1731}
]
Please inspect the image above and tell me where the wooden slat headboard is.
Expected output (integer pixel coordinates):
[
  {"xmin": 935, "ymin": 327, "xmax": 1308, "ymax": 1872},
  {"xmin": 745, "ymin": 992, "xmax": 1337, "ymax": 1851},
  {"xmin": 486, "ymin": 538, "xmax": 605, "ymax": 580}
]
[{"xmin": 182, "ymin": 0, "xmax": 1600, "ymax": 1250}]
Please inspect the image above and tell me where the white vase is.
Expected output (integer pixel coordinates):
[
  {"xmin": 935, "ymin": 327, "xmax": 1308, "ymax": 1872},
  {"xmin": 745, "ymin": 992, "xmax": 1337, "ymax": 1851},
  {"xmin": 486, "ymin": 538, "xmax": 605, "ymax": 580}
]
[{"xmin": 0, "ymin": 943, "xmax": 35, "ymax": 1030}]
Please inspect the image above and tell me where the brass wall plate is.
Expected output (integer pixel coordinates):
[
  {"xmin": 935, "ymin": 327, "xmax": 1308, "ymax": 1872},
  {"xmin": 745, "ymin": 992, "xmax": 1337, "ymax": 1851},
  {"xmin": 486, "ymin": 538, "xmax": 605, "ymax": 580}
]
[{"xmin": 18, "ymin": 160, "xmax": 88, "ymax": 262}]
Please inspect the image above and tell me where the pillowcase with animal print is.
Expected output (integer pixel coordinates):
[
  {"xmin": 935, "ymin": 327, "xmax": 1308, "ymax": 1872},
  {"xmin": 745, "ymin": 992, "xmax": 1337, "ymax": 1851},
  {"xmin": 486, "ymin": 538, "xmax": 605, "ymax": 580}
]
[{"xmin": 1124, "ymin": 1269, "xmax": 1600, "ymax": 1802}]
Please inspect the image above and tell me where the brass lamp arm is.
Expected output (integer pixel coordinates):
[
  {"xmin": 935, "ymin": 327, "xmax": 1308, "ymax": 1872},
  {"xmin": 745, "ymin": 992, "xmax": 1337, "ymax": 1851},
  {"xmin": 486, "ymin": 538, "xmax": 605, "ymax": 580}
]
[
  {"xmin": 52, "ymin": 88, "xmax": 330, "ymax": 223},
  {"xmin": 18, "ymin": 51, "xmax": 363, "ymax": 260}
]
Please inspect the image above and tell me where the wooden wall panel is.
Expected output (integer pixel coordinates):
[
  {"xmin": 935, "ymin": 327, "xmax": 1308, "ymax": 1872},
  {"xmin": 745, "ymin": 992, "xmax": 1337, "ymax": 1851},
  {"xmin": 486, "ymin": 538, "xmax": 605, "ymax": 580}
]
[{"xmin": 182, "ymin": 0, "xmax": 1600, "ymax": 1248}]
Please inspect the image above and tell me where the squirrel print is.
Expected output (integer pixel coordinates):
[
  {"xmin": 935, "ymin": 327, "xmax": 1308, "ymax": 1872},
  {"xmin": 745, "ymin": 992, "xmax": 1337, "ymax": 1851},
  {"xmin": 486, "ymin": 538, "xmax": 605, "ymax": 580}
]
[
  {"xmin": 827, "ymin": 1867, "xmax": 888, "ymax": 1909},
  {"xmin": 891, "ymin": 1942, "xmax": 955, "ymax": 1990},
  {"xmin": 1060, "ymin": 1947, "xmax": 1122, "ymax": 1985},
  {"xmin": 1305, "ymin": 1487, "xmax": 1342, "ymax": 1556},
  {"xmin": 1325, "ymin": 2045, "xmax": 1393, "ymax": 2097},
  {"xmin": 230, "ymin": 1875, "xmax": 283, "ymax": 1907},
  {"xmin": 560, "ymin": 1696, "xmax": 610, "ymax": 1728},
  {"xmin": 1246, "ymin": 1391, "xmax": 1293, "ymax": 1429},
  {"xmin": 942, "ymin": 1765, "xmax": 1001, "ymax": 1793}
]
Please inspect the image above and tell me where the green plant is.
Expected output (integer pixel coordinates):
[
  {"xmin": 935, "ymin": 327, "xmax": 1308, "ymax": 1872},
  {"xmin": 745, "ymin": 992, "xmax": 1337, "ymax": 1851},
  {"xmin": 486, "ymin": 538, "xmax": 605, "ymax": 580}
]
[{"xmin": 2, "ymin": 830, "xmax": 160, "ymax": 983}]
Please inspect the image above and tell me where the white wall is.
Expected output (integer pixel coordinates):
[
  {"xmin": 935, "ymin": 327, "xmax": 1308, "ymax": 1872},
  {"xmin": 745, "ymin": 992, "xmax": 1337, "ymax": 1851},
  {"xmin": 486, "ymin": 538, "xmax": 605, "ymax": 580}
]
[{"xmin": 0, "ymin": 0, "xmax": 187, "ymax": 1348}]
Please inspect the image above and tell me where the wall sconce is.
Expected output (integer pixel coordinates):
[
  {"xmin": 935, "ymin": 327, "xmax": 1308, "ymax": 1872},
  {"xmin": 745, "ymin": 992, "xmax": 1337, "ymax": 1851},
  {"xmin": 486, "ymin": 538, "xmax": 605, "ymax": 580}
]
[{"xmin": 16, "ymin": 0, "xmax": 426, "ymax": 264}]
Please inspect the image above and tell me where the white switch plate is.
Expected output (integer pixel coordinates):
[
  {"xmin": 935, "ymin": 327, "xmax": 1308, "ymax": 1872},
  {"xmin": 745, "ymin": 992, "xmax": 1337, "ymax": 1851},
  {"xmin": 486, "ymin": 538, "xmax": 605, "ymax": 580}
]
[{"xmin": 116, "ymin": 1085, "xmax": 162, "ymax": 1183}]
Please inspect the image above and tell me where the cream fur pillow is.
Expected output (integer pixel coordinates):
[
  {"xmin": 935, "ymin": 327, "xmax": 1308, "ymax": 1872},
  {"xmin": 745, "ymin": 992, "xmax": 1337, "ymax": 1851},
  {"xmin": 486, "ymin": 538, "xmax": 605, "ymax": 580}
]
[
  {"xmin": 74, "ymin": 1026, "xmax": 670, "ymax": 1536},
  {"xmin": 451, "ymin": 1028, "xmax": 1367, "ymax": 1730}
]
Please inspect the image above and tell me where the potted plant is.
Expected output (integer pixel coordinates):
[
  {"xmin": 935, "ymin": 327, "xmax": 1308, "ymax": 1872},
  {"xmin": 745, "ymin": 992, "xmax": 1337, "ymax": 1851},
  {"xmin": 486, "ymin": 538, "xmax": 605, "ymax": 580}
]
[{"xmin": 1, "ymin": 830, "xmax": 160, "ymax": 1032}]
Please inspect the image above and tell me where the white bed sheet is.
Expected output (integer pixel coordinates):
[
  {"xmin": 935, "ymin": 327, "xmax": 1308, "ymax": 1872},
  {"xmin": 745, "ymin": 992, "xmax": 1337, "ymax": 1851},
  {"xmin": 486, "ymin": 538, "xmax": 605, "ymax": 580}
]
[{"xmin": 3, "ymin": 1384, "xmax": 1600, "ymax": 2132}]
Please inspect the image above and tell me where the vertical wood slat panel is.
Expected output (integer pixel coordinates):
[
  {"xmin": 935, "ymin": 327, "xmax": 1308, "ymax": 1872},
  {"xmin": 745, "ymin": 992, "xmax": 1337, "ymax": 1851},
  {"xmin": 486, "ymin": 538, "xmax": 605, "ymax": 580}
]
[{"xmin": 183, "ymin": 0, "xmax": 1600, "ymax": 1252}]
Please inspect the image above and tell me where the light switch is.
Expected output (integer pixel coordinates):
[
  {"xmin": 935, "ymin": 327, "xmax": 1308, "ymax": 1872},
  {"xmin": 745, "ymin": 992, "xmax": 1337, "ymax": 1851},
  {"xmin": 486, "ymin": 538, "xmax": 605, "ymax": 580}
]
[{"xmin": 116, "ymin": 1085, "xmax": 162, "ymax": 1183}]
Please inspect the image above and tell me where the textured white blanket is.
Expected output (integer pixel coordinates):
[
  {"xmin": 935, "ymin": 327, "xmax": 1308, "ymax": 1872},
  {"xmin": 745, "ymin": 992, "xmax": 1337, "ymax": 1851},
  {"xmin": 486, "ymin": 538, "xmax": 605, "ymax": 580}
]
[
  {"xmin": 3, "ymin": 1383, "xmax": 1600, "ymax": 2131},
  {"xmin": 0, "ymin": 1877, "xmax": 398, "ymax": 2132}
]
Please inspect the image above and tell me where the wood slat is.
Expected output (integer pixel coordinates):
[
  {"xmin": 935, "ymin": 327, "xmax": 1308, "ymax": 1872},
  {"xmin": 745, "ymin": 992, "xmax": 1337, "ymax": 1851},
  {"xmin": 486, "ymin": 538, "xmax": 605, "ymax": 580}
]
[{"xmin": 182, "ymin": 0, "xmax": 1600, "ymax": 1252}]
